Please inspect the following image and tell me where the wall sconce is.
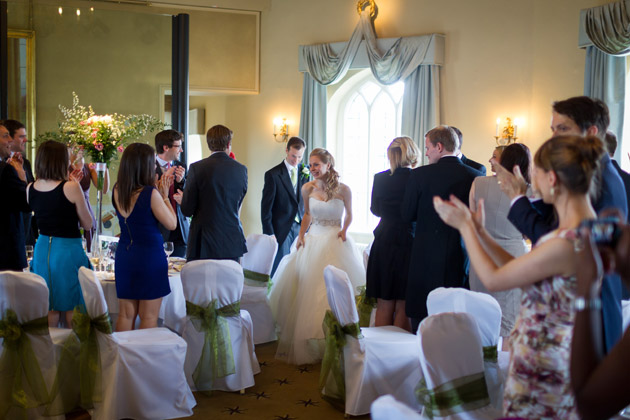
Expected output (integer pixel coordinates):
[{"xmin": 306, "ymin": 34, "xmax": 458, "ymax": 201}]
[
  {"xmin": 273, "ymin": 117, "xmax": 290, "ymax": 142},
  {"xmin": 494, "ymin": 117, "xmax": 520, "ymax": 145}
]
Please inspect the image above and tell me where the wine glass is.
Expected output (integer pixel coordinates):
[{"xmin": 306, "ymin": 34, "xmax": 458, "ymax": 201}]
[
  {"xmin": 164, "ymin": 242, "xmax": 174, "ymax": 259},
  {"xmin": 25, "ymin": 245, "xmax": 34, "ymax": 267}
]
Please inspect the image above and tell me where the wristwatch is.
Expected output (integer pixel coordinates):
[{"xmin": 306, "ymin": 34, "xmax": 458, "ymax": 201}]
[{"xmin": 573, "ymin": 296, "xmax": 602, "ymax": 311}]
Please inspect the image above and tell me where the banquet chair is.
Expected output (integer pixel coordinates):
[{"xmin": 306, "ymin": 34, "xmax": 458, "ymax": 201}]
[
  {"xmin": 180, "ymin": 259, "xmax": 260, "ymax": 392},
  {"xmin": 371, "ymin": 395, "xmax": 423, "ymax": 420},
  {"xmin": 417, "ymin": 312, "xmax": 501, "ymax": 419},
  {"xmin": 0, "ymin": 271, "xmax": 76, "ymax": 420},
  {"xmin": 321, "ymin": 265, "xmax": 422, "ymax": 416},
  {"xmin": 77, "ymin": 267, "xmax": 195, "ymax": 420},
  {"xmin": 241, "ymin": 233, "xmax": 278, "ymax": 344},
  {"xmin": 426, "ymin": 287, "xmax": 504, "ymax": 409}
]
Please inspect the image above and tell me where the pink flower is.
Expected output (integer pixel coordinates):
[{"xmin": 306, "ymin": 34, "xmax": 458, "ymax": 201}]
[
  {"xmin": 79, "ymin": 121, "xmax": 86, "ymax": 126},
  {"xmin": 95, "ymin": 143, "xmax": 104, "ymax": 151},
  {"xmin": 91, "ymin": 132, "xmax": 97, "ymax": 138},
  {"xmin": 117, "ymin": 145, "xmax": 124, "ymax": 153}
]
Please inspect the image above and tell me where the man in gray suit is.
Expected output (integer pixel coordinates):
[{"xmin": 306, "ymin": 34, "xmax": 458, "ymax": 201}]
[{"xmin": 180, "ymin": 125, "xmax": 248, "ymax": 262}]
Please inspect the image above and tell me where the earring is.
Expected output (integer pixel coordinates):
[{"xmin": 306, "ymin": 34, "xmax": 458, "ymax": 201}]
[{"xmin": 550, "ymin": 186, "xmax": 555, "ymax": 197}]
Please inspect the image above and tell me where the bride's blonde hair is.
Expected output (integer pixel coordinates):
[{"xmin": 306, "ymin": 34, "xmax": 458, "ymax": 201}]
[{"xmin": 310, "ymin": 148, "xmax": 339, "ymax": 200}]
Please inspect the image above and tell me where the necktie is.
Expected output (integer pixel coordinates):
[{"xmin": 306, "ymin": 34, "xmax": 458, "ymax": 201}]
[{"xmin": 291, "ymin": 167, "xmax": 297, "ymax": 189}]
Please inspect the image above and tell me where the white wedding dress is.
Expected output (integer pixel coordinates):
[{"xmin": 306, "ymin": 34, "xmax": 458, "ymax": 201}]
[{"xmin": 269, "ymin": 197, "xmax": 366, "ymax": 365}]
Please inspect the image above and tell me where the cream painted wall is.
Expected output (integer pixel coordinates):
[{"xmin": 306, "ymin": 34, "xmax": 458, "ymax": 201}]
[{"xmin": 234, "ymin": 0, "xmax": 612, "ymax": 238}]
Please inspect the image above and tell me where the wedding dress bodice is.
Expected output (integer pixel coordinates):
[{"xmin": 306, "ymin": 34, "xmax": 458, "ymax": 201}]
[{"xmin": 309, "ymin": 197, "xmax": 343, "ymax": 232}]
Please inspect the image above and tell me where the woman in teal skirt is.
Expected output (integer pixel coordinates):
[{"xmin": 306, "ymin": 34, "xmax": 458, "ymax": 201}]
[{"xmin": 28, "ymin": 141, "xmax": 93, "ymax": 327}]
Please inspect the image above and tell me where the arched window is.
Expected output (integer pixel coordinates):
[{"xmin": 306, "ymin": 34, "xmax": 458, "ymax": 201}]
[{"xmin": 328, "ymin": 69, "xmax": 404, "ymax": 240}]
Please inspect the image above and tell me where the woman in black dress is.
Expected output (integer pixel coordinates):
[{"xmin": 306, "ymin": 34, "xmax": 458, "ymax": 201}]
[{"xmin": 366, "ymin": 136, "xmax": 420, "ymax": 331}]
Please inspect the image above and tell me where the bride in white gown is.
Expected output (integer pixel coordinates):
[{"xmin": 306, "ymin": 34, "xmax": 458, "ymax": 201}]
[{"xmin": 268, "ymin": 148, "xmax": 366, "ymax": 365}]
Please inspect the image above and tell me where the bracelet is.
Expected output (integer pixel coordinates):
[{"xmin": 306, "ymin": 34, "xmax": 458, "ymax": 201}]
[{"xmin": 573, "ymin": 296, "xmax": 602, "ymax": 312}]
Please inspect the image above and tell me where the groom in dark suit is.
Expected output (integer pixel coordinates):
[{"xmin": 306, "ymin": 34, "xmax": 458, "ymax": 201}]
[
  {"xmin": 155, "ymin": 129, "xmax": 189, "ymax": 257},
  {"xmin": 180, "ymin": 125, "xmax": 248, "ymax": 262},
  {"xmin": 402, "ymin": 126, "xmax": 480, "ymax": 332},
  {"xmin": 261, "ymin": 137, "xmax": 307, "ymax": 276}
]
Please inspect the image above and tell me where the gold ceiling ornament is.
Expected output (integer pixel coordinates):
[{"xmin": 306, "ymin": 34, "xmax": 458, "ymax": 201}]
[{"xmin": 356, "ymin": 0, "xmax": 377, "ymax": 18}]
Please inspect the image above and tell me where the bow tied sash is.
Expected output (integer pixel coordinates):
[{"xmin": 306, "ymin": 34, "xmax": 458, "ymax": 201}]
[
  {"xmin": 72, "ymin": 307, "xmax": 112, "ymax": 409},
  {"xmin": 0, "ymin": 309, "xmax": 50, "ymax": 418},
  {"xmin": 354, "ymin": 285, "xmax": 376, "ymax": 327},
  {"xmin": 186, "ymin": 299, "xmax": 241, "ymax": 391},
  {"xmin": 482, "ymin": 345, "xmax": 498, "ymax": 363},
  {"xmin": 415, "ymin": 372, "xmax": 491, "ymax": 419},
  {"xmin": 319, "ymin": 310, "xmax": 362, "ymax": 404}
]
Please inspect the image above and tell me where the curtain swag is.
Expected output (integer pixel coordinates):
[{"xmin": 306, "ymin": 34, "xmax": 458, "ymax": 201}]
[{"xmin": 585, "ymin": 0, "xmax": 630, "ymax": 56}]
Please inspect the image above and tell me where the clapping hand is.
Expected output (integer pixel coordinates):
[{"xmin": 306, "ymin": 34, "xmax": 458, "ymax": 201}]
[
  {"xmin": 157, "ymin": 172, "xmax": 174, "ymax": 199},
  {"xmin": 433, "ymin": 194, "xmax": 472, "ymax": 230},
  {"xmin": 173, "ymin": 189, "xmax": 183, "ymax": 205},
  {"xmin": 174, "ymin": 166, "xmax": 185, "ymax": 183},
  {"xmin": 69, "ymin": 167, "xmax": 85, "ymax": 183},
  {"xmin": 7, "ymin": 154, "xmax": 26, "ymax": 182},
  {"xmin": 492, "ymin": 158, "xmax": 528, "ymax": 200}
]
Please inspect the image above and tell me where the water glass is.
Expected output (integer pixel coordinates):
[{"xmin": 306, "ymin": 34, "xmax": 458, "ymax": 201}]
[{"xmin": 164, "ymin": 242, "xmax": 174, "ymax": 259}]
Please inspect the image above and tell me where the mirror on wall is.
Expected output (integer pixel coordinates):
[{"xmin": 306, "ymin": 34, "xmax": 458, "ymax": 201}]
[{"xmin": 7, "ymin": 29, "xmax": 35, "ymax": 159}]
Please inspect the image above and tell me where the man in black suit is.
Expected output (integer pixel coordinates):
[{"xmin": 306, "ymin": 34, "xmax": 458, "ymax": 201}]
[
  {"xmin": 402, "ymin": 126, "xmax": 480, "ymax": 332},
  {"xmin": 496, "ymin": 96, "xmax": 627, "ymax": 353},
  {"xmin": 5, "ymin": 120, "xmax": 37, "ymax": 246},
  {"xmin": 155, "ymin": 129, "xmax": 189, "ymax": 257},
  {"xmin": 451, "ymin": 126, "xmax": 486, "ymax": 176},
  {"xmin": 604, "ymin": 131, "xmax": 630, "ymax": 223},
  {"xmin": 0, "ymin": 120, "xmax": 30, "ymax": 271},
  {"xmin": 180, "ymin": 125, "xmax": 248, "ymax": 262},
  {"xmin": 261, "ymin": 136, "xmax": 307, "ymax": 276}
]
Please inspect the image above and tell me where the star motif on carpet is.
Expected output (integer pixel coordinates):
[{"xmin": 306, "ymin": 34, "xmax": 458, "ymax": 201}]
[
  {"xmin": 223, "ymin": 406, "xmax": 246, "ymax": 415},
  {"xmin": 274, "ymin": 378, "xmax": 291, "ymax": 386},
  {"xmin": 297, "ymin": 398, "xmax": 319, "ymax": 407},
  {"xmin": 259, "ymin": 361, "xmax": 269, "ymax": 367},
  {"xmin": 274, "ymin": 415, "xmax": 297, "ymax": 420},
  {"xmin": 250, "ymin": 391, "xmax": 271, "ymax": 400},
  {"xmin": 297, "ymin": 366, "xmax": 310, "ymax": 373}
]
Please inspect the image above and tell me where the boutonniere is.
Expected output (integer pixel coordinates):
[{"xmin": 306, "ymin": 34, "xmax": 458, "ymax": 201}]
[{"xmin": 299, "ymin": 163, "xmax": 310, "ymax": 179}]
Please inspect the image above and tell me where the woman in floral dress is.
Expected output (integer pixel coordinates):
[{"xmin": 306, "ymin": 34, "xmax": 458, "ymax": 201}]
[{"xmin": 434, "ymin": 135, "xmax": 604, "ymax": 418}]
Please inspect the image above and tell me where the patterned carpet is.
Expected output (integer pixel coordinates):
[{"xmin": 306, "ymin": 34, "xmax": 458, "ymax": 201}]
[{"xmin": 67, "ymin": 340, "xmax": 369, "ymax": 420}]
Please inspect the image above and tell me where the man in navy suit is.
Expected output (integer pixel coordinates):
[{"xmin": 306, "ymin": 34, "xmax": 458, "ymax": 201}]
[
  {"xmin": 180, "ymin": 125, "xmax": 248, "ymax": 262},
  {"xmin": 402, "ymin": 126, "xmax": 480, "ymax": 332},
  {"xmin": 261, "ymin": 137, "xmax": 308, "ymax": 276},
  {"xmin": 0, "ymin": 121, "xmax": 30, "ymax": 271},
  {"xmin": 604, "ymin": 131, "xmax": 630, "ymax": 223},
  {"xmin": 155, "ymin": 129, "xmax": 190, "ymax": 258},
  {"xmin": 451, "ymin": 126, "xmax": 486, "ymax": 176},
  {"xmin": 496, "ymin": 96, "xmax": 627, "ymax": 352}
]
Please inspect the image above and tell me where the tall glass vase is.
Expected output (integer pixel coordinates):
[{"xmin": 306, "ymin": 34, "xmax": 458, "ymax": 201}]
[{"xmin": 91, "ymin": 162, "xmax": 107, "ymax": 271}]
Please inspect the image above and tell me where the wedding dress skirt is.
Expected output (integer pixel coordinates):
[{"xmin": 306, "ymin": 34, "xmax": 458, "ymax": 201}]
[{"xmin": 269, "ymin": 198, "xmax": 366, "ymax": 365}]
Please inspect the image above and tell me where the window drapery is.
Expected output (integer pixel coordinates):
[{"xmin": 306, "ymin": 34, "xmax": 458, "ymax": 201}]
[{"xmin": 298, "ymin": 8, "xmax": 444, "ymax": 155}]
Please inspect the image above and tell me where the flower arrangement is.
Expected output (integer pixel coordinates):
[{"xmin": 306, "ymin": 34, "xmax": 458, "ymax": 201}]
[
  {"xmin": 299, "ymin": 163, "xmax": 310, "ymax": 179},
  {"xmin": 39, "ymin": 92, "xmax": 164, "ymax": 165}
]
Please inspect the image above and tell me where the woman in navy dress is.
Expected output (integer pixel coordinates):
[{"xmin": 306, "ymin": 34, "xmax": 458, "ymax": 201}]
[
  {"xmin": 113, "ymin": 143, "xmax": 176, "ymax": 331},
  {"xmin": 366, "ymin": 136, "xmax": 420, "ymax": 331},
  {"xmin": 28, "ymin": 141, "xmax": 93, "ymax": 327}
]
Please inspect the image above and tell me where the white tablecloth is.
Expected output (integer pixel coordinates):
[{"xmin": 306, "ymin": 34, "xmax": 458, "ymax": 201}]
[{"xmin": 98, "ymin": 271, "xmax": 186, "ymax": 334}]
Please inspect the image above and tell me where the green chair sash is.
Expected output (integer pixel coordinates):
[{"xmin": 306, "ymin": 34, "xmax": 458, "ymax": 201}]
[
  {"xmin": 0, "ymin": 309, "xmax": 50, "ymax": 419},
  {"xmin": 319, "ymin": 310, "xmax": 361, "ymax": 407},
  {"xmin": 45, "ymin": 333, "xmax": 81, "ymax": 416},
  {"xmin": 186, "ymin": 299, "xmax": 240, "ymax": 391},
  {"xmin": 415, "ymin": 372, "xmax": 490, "ymax": 419},
  {"xmin": 243, "ymin": 269, "xmax": 273, "ymax": 294},
  {"xmin": 354, "ymin": 286, "xmax": 376, "ymax": 328},
  {"xmin": 482, "ymin": 345, "xmax": 498, "ymax": 363},
  {"xmin": 72, "ymin": 307, "xmax": 112, "ymax": 409}
]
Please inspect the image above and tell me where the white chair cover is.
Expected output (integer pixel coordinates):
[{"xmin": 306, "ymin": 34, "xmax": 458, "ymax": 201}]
[
  {"xmin": 241, "ymin": 233, "xmax": 278, "ymax": 344},
  {"xmin": 323, "ymin": 265, "xmax": 422, "ymax": 416},
  {"xmin": 77, "ymin": 267, "xmax": 195, "ymax": 420},
  {"xmin": 0, "ymin": 271, "xmax": 72, "ymax": 420},
  {"xmin": 180, "ymin": 259, "xmax": 260, "ymax": 392},
  {"xmin": 371, "ymin": 395, "xmax": 424, "ymax": 420},
  {"xmin": 362, "ymin": 240, "xmax": 372, "ymax": 270},
  {"xmin": 426, "ymin": 287, "xmax": 504, "ymax": 409},
  {"xmin": 417, "ymin": 312, "xmax": 501, "ymax": 419}
]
